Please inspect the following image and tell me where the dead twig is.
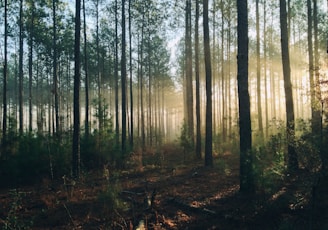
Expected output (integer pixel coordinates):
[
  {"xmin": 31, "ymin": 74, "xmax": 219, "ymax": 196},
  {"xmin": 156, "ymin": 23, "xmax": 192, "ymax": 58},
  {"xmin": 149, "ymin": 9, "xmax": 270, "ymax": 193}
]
[
  {"xmin": 63, "ymin": 203, "xmax": 75, "ymax": 227},
  {"xmin": 115, "ymin": 209, "xmax": 128, "ymax": 229}
]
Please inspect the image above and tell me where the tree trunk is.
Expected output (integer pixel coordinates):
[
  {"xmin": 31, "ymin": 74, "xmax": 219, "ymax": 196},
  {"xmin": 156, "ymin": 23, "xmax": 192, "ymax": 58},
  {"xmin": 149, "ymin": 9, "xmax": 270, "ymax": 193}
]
[
  {"xmin": 203, "ymin": 0, "xmax": 213, "ymax": 167},
  {"xmin": 195, "ymin": 0, "xmax": 201, "ymax": 159},
  {"xmin": 308, "ymin": 0, "xmax": 321, "ymax": 135},
  {"xmin": 313, "ymin": 0, "xmax": 325, "ymax": 170},
  {"xmin": 269, "ymin": 6, "xmax": 276, "ymax": 120},
  {"xmin": 280, "ymin": 0, "xmax": 298, "ymax": 172},
  {"xmin": 28, "ymin": 6, "xmax": 34, "ymax": 133},
  {"xmin": 263, "ymin": 0, "xmax": 269, "ymax": 139},
  {"xmin": 307, "ymin": 0, "xmax": 315, "ymax": 130},
  {"xmin": 115, "ymin": 0, "xmax": 120, "ymax": 146},
  {"xmin": 72, "ymin": 0, "xmax": 81, "ymax": 179},
  {"xmin": 220, "ymin": 0, "xmax": 226, "ymax": 143},
  {"xmin": 95, "ymin": 0, "xmax": 102, "ymax": 131},
  {"xmin": 256, "ymin": 0, "xmax": 263, "ymax": 137},
  {"xmin": 53, "ymin": 0, "xmax": 60, "ymax": 135},
  {"xmin": 129, "ymin": 0, "xmax": 133, "ymax": 148},
  {"xmin": 147, "ymin": 21, "xmax": 152, "ymax": 147},
  {"xmin": 19, "ymin": 0, "xmax": 24, "ymax": 136},
  {"xmin": 83, "ymin": 0, "xmax": 89, "ymax": 137},
  {"xmin": 2, "ymin": 0, "xmax": 8, "ymax": 148},
  {"xmin": 121, "ymin": 0, "xmax": 127, "ymax": 154},
  {"xmin": 185, "ymin": 0, "xmax": 194, "ymax": 146},
  {"xmin": 227, "ymin": 4, "xmax": 232, "ymax": 141},
  {"xmin": 237, "ymin": 0, "xmax": 254, "ymax": 194},
  {"xmin": 140, "ymin": 14, "xmax": 146, "ymax": 151}
]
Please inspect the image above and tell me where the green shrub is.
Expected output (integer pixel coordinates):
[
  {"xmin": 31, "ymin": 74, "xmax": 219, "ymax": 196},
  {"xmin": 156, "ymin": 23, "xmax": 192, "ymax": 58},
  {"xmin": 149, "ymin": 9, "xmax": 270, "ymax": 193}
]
[
  {"xmin": 97, "ymin": 176, "xmax": 127, "ymax": 218},
  {"xmin": 2, "ymin": 189, "xmax": 33, "ymax": 230},
  {"xmin": 253, "ymin": 132, "xmax": 287, "ymax": 194},
  {"xmin": 0, "ymin": 133, "xmax": 71, "ymax": 187},
  {"xmin": 294, "ymin": 119, "xmax": 321, "ymax": 172},
  {"xmin": 179, "ymin": 120, "xmax": 194, "ymax": 157},
  {"xmin": 80, "ymin": 98, "xmax": 119, "ymax": 169}
]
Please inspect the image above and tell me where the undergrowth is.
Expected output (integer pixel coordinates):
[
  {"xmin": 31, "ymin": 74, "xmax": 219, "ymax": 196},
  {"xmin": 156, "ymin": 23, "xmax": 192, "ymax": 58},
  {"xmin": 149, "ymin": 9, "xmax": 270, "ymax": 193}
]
[{"xmin": 2, "ymin": 189, "xmax": 33, "ymax": 230}]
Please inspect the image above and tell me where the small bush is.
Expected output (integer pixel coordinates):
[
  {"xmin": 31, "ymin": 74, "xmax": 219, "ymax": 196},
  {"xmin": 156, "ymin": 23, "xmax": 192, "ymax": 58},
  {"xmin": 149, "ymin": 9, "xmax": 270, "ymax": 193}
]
[
  {"xmin": 0, "ymin": 133, "xmax": 71, "ymax": 187},
  {"xmin": 179, "ymin": 121, "xmax": 194, "ymax": 160},
  {"xmin": 253, "ymin": 132, "xmax": 287, "ymax": 194},
  {"xmin": 97, "ymin": 176, "xmax": 127, "ymax": 218},
  {"xmin": 294, "ymin": 119, "xmax": 321, "ymax": 172},
  {"xmin": 2, "ymin": 189, "xmax": 33, "ymax": 230}
]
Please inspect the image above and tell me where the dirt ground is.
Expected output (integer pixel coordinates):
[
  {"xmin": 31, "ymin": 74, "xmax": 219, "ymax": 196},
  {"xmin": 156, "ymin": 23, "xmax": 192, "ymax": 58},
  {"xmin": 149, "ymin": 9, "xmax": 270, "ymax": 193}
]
[{"xmin": 0, "ymin": 150, "xmax": 328, "ymax": 230}]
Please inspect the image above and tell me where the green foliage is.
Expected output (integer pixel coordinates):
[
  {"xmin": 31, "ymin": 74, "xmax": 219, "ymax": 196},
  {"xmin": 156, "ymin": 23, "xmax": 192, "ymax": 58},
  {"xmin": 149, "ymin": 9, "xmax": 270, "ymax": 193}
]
[
  {"xmin": 97, "ymin": 175, "xmax": 127, "ymax": 217},
  {"xmin": 92, "ymin": 97, "xmax": 112, "ymax": 130},
  {"xmin": 0, "ymin": 133, "xmax": 71, "ymax": 187},
  {"xmin": 81, "ymin": 98, "xmax": 118, "ymax": 169},
  {"xmin": 294, "ymin": 119, "xmax": 321, "ymax": 172},
  {"xmin": 80, "ymin": 129, "xmax": 117, "ymax": 169},
  {"xmin": 253, "ymin": 132, "xmax": 287, "ymax": 193},
  {"xmin": 2, "ymin": 189, "xmax": 33, "ymax": 230},
  {"xmin": 253, "ymin": 118, "xmax": 325, "ymax": 193},
  {"xmin": 215, "ymin": 158, "xmax": 232, "ymax": 176},
  {"xmin": 179, "ymin": 120, "xmax": 193, "ymax": 154},
  {"xmin": 213, "ymin": 131, "xmax": 240, "ymax": 156}
]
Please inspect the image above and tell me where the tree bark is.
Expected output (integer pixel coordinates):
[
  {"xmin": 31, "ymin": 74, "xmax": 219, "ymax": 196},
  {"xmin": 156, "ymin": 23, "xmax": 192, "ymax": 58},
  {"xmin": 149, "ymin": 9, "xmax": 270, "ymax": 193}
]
[
  {"xmin": 195, "ymin": 0, "xmax": 201, "ymax": 159},
  {"xmin": 263, "ymin": 0, "xmax": 269, "ymax": 139},
  {"xmin": 220, "ymin": 0, "xmax": 226, "ymax": 143},
  {"xmin": 129, "ymin": 0, "xmax": 134, "ymax": 148},
  {"xmin": 310, "ymin": 0, "xmax": 321, "ymax": 135},
  {"xmin": 256, "ymin": 0, "xmax": 263, "ymax": 136},
  {"xmin": 19, "ymin": 0, "xmax": 24, "ymax": 136},
  {"xmin": 121, "ymin": 0, "xmax": 127, "ymax": 154},
  {"xmin": 185, "ymin": 0, "xmax": 194, "ymax": 146},
  {"xmin": 280, "ymin": 0, "xmax": 298, "ymax": 172},
  {"xmin": 140, "ymin": 14, "xmax": 146, "ymax": 151},
  {"xmin": 237, "ymin": 0, "xmax": 254, "ymax": 194},
  {"xmin": 83, "ymin": 0, "xmax": 89, "ymax": 137},
  {"xmin": 72, "ymin": 0, "xmax": 81, "ymax": 179},
  {"xmin": 28, "ymin": 4, "xmax": 34, "ymax": 133},
  {"xmin": 313, "ymin": 0, "xmax": 325, "ymax": 170},
  {"xmin": 115, "ymin": 0, "xmax": 120, "ymax": 146},
  {"xmin": 53, "ymin": 0, "xmax": 60, "ymax": 135},
  {"xmin": 2, "ymin": 0, "xmax": 8, "ymax": 148},
  {"xmin": 95, "ymin": 0, "xmax": 102, "ymax": 131},
  {"xmin": 203, "ymin": 0, "xmax": 213, "ymax": 167}
]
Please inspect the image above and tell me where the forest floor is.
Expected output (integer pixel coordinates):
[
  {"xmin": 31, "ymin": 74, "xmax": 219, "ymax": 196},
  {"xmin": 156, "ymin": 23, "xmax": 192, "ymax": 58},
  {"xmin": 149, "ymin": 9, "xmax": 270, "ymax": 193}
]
[{"xmin": 0, "ymin": 147, "xmax": 328, "ymax": 230}]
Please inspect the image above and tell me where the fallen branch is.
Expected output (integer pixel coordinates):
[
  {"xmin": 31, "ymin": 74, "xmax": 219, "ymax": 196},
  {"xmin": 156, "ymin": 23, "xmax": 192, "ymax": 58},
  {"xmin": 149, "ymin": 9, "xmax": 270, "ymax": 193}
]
[
  {"xmin": 63, "ymin": 203, "xmax": 75, "ymax": 227},
  {"xmin": 121, "ymin": 190, "xmax": 145, "ymax": 196}
]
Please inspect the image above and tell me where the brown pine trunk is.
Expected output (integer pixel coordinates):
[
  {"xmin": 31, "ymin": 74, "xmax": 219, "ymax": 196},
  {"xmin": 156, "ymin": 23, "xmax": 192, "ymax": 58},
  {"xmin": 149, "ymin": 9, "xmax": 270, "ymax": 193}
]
[
  {"xmin": 237, "ymin": 0, "xmax": 254, "ymax": 194},
  {"xmin": 18, "ymin": 0, "xmax": 24, "ymax": 136},
  {"xmin": 72, "ymin": 0, "xmax": 81, "ymax": 179},
  {"xmin": 203, "ymin": 0, "xmax": 213, "ymax": 167},
  {"xmin": 28, "ymin": 5, "xmax": 34, "ymax": 133},
  {"xmin": 220, "ymin": 0, "xmax": 226, "ymax": 143},
  {"xmin": 129, "ymin": 0, "xmax": 134, "ymax": 148},
  {"xmin": 280, "ymin": 0, "xmax": 298, "ymax": 172},
  {"xmin": 263, "ymin": 0, "xmax": 269, "ymax": 139},
  {"xmin": 121, "ymin": 0, "xmax": 127, "ymax": 154},
  {"xmin": 140, "ymin": 14, "xmax": 146, "ymax": 151},
  {"xmin": 115, "ymin": 0, "xmax": 120, "ymax": 146},
  {"xmin": 195, "ymin": 0, "xmax": 201, "ymax": 159},
  {"xmin": 53, "ymin": 0, "xmax": 59, "ymax": 135},
  {"xmin": 185, "ymin": 0, "xmax": 194, "ymax": 145},
  {"xmin": 311, "ymin": 0, "xmax": 322, "ymax": 135},
  {"xmin": 2, "ymin": 0, "xmax": 8, "ymax": 147},
  {"xmin": 83, "ymin": 0, "xmax": 89, "ymax": 137},
  {"xmin": 256, "ymin": 0, "xmax": 263, "ymax": 136}
]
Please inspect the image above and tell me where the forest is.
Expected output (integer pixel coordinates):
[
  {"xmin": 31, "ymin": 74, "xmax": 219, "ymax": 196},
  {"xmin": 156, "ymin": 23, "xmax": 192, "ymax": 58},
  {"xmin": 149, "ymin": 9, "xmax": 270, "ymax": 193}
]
[{"xmin": 0, "ymin": 0, "xmax": 328, "ymax": 229}]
